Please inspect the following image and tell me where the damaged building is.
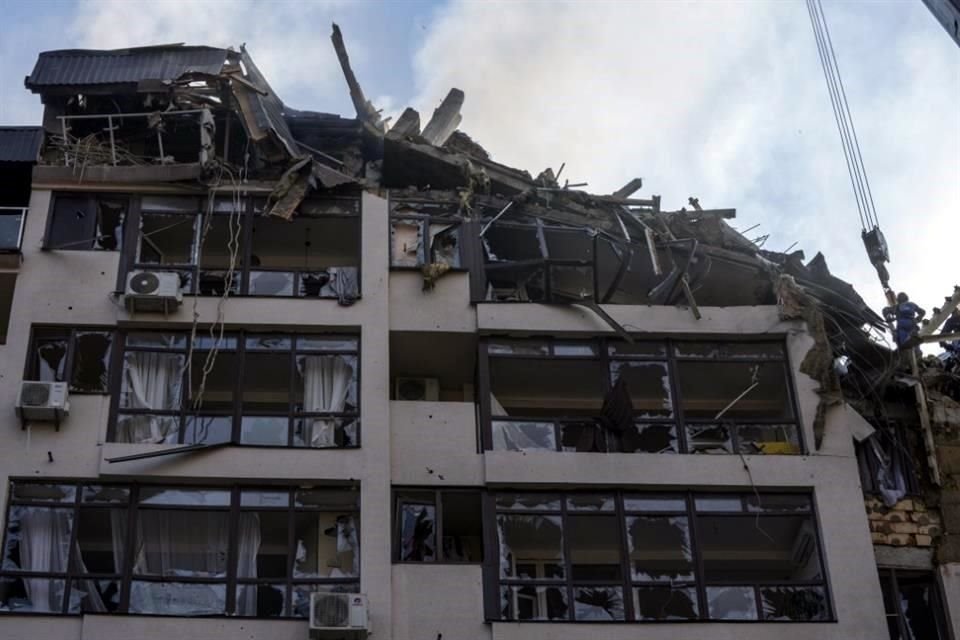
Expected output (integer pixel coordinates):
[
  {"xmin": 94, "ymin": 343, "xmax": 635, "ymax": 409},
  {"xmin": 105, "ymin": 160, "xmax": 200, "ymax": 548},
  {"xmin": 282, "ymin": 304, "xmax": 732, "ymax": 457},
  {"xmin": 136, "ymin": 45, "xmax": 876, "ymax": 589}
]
[{"xmin": 0, "ymin": 28, "xmax": 957, "ymax": 640}]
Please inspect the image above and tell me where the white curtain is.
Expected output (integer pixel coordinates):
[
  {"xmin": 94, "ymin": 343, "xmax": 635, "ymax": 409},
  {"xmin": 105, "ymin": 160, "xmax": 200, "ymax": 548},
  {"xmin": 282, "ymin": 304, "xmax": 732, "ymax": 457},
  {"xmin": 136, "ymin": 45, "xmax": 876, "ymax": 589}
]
[
  {"xmin": 129, "ymin": 511, "xmax": 229, "ymax": 615},
  {"xmin": 118, "ymin": 352, "xmax": 183, "ymax": 444},
  {"xmin": 16, "ymin": 508, "xmax": 71, "ymax": 612},
  {"xmin": 235, "ymin": 514, "xmax": 261, "ymax": 616},
  {"xmin": 300, "ymin": 355, "xmax": 353, "ymax": 447}
]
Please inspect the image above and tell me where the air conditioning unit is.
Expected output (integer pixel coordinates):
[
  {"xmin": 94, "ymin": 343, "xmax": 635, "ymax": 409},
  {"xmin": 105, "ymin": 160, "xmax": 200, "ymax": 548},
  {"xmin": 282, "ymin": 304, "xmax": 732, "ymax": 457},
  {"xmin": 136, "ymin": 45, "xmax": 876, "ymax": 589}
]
[
  {"xmin": 309, "ymin": 592, "xmax": 368, "ymax": 634},
  {"xmin": 395, "ymin": 377, "xmax": 439, "ymax": 401},
  {"xmin": 124, "ymin": 270, "xmax": 182, "ymax": 313},
  {"xmin": 15, "ymin": 381, "xmax": 69, "ymax": 422}
]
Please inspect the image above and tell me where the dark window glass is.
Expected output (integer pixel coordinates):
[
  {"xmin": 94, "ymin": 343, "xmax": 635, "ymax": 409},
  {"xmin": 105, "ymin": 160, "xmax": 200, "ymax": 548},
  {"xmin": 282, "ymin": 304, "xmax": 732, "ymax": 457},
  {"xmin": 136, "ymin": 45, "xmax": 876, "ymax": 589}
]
[
  {"xmin": 394, "ymin": 490, "xmax": 482, "ymax": 563},
  {"xmin": 47, "ymin": 194, "xmax": 126, "ymax": 251},
  {"xmin": 29, "ymin": 327, "xmax": 113, "ymax": 393}
]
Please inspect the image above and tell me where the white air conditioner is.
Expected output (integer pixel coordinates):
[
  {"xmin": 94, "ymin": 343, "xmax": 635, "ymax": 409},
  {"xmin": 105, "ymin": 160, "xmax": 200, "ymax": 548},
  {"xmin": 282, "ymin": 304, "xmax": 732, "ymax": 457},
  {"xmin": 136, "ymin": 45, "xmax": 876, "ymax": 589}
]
[
  {"xmin": 309, "ymin": 592, "xmax": 368, "ymax": 634},
  {"xmin": 395, "ymin": 377, "xmax": 439, "ymax": 401},
  {"xmin": 125, "ymin": 270, "xmax": 183, "ymax": 313},
  {"xmin": 15, "ymin": 381, "xmax": 69, "ymax": 422}
]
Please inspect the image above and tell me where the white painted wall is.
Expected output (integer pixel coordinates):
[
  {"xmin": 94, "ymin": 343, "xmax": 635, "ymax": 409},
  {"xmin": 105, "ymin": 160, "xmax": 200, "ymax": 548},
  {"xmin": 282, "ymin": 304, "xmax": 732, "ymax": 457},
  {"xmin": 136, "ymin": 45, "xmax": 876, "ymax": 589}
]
[{"xmin": 0, "ymin": 186, "xmax": 892, "ymax": 639}]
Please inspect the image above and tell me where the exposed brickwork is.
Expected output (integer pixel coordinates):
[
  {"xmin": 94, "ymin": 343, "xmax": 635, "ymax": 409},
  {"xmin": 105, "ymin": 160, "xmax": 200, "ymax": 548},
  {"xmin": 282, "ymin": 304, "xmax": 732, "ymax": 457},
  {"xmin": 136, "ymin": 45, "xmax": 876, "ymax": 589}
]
[{"xmin": 865, "ymin": 496, "xmax": 942, "ymax": 548}]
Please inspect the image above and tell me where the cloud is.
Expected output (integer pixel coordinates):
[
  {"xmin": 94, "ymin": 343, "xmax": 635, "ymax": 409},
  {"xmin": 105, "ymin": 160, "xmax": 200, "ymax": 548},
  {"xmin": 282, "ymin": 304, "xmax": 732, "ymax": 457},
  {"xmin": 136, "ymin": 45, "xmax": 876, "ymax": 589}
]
[
  {"xmin": 411, "ymin": 0, "xmax": 959, "ymax": 317},
  {"xmin": 68, "ymin": 0, "xmax": 366, "ymax": 114}
]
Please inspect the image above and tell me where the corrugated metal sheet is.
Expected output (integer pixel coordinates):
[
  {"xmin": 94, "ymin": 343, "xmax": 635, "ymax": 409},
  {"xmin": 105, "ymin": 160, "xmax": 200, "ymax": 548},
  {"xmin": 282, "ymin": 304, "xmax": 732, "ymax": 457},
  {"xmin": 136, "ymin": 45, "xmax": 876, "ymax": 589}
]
[
  {"xmin": 0, "ymin": 127, "xmax": 42, "ymax": 163},
  {"xmin": 25, "ymin": 46, "xmax": 228, "ymax": 89},
  {"xmin": 239, "ymin": 48, "xmax": 299, "ymax": 159}
]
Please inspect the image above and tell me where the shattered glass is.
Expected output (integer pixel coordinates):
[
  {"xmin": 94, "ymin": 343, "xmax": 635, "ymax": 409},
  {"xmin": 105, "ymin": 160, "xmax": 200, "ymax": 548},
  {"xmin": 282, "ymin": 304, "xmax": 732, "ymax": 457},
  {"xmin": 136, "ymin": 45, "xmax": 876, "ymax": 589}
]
[
  {"xmin": 485, "ymin": 264, "xmax": 546, "ymax": 302},
  {"xmin": 183, "ymin": 415, "xmax": 232, "ymax": 445},
  {"xmin": 124, "ymin": 332, "xmax": 186, "ymax": 350},
  {"xmin": 608, "ymin": 341, "xmax": 668, "ymax": 358},
  {"xmin": 633, "ymin": 586, "xmax": 699, "ymax": 620},
  {"xmin": 137, "ymin": 212, "xmax": 197, "ymax": 265},
  {"xmin": 492, "ymin": 421, "xmax": 556, "ymax": 451},
  {"xmin": 12, "ymin": 484, "xmax": 76, "ymax": 503},
  {"xmin": 0, "ymin": 576, "xmax": 65, "ymax": 613},
  {"xmin": 624, "ymin": 423, "xmax": 678, "ymax": 453},
  {"xmin": 609, "ymin": 360, "xmax": 672, "ymax": 418},
  {"xmin": 498, "ymin": 514, "xmax": 564, "ymax": 580},
  {"xmin": 707, "ymin": 586, "xmax": 758, "ymax": 620},
  {"xmin": 495, "ymin": 495, "xmax": 562, "ymax": 511},
  {"xmin": 248, "ymin": 270, "xmax": 294, "ymax": 296},
  {"xmin": 566, "ymin": 495, "xmax": 615, "ymax": 511},
  {"xmin": 627, "ymin": 516, "xmax": 695, "ymax": 581},
  {"xmin": 68, "ymin": 578, "xmax": 121, "ymax": 613},
  {"xmin": 573, "ymin": 587, "xmax": 625, "ymax": 621},
  {"xmin": 549, "ymin": 265, "xmax": 594, "ymax": 301},
  {"xmin": 500, "ymin": 585, "xmax": 568, "ymax": 620},
  {"xmin": 760, "ymin": 586, "xmax": 829, "ymax": 621},
  {"xmin": 544, "ymin": 228, "xmax": 594, "ymax": 261},
  {"xmin": 429, "ymin": 223, "xmax": 460, "ymax": 268},
  {"xmin": 292, "ymin": 512, "xmax": 359, "ymax": 578},
  {"xmin": 398, "ymin": 501, "xmax": 436, "ymax": 562},
  {"xmin": 483, "ymin": 224, "xmax": 541, "ymax": 262},
  {"xmin": 34, "ymin": 333, "xmax": 68, "ymax": 382},
  {"xmin": 677, "ymin": 361, "xmax": 792, "ymax": 421},
  {"xmin": 487, "ymin": 340, "xmax": 549, "ymax": 356},
  {"xmin": 128, "ymin": 581, "xmax": 225, "ymax": 615},
  {"xmin": 70, "ymin": 331, "xmax": 112, "ymax": 392},
  {"xmin": 82, "ymin": 485, "xmax": 129, "ymax": 504},
  {"xmin": 3, "ymin": 506, "xmax": 74, "ymax": 571},
  {"xmin": 686, "ymin": 424, "xmax": 733, "ymax": 454},
  {"xmin": 138, "ymin": 488, "xmax": 230, "ymax": 506}
]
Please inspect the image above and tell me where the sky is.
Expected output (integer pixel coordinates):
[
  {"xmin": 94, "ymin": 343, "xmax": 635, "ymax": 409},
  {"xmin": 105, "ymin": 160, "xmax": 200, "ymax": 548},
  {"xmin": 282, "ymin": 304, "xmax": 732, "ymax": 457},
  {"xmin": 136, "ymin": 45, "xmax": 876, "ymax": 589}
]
[{"xmin": 0, "ymin": 0, "xmax": 957, "ymax": 330}]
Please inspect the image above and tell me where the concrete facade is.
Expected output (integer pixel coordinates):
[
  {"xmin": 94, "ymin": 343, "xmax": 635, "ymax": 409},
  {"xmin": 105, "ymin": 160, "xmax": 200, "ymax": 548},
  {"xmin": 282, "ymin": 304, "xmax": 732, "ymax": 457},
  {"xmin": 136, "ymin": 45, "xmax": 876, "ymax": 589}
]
[{"xmin": 0, "ymin": 184, "xmax": 895, "ymax": 640}]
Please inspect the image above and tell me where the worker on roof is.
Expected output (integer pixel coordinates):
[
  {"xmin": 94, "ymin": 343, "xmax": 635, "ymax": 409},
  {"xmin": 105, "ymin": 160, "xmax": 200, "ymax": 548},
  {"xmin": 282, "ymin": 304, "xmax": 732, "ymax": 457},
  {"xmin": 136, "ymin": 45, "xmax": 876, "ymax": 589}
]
[
  {"xmin": 941, "ymin": 308, "xmax": 960, "ymax": 356},
  {"xmin": 883, "ymin": 292, "xmax": 926, "ymax": 349}
]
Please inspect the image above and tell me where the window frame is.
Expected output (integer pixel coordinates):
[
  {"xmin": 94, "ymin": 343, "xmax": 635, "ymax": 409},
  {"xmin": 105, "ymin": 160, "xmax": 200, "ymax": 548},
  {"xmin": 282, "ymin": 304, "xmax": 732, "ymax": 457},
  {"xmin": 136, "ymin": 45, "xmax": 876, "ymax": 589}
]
[
  {"xmin": 389, "ymin": 213, "xmax": 466, "ymax": 271},
  {"xmin": 483, "ymin": 489, "xmax": 834, "ymax": 623},
  {"xmin": 0, "ymin": 480, "xmax": 360, "ymax": 618},
  {"xmin": 392, "ymin": 488, "xmax": 484, "ymax": 565},
  {"xmin": 117, "ymin": 194, "xmax": 362, "ymax": 299},
  {"xmin": 877, "ymin": 568, "xmax": 949, "ymax": 639},
  {"xmin": 108, "ymin": 330, "xmax": 361, "ymax": 448},
  {"xmin": 43, "ymin": 192, "xmax": 129, "ymax": 252},
  {"xmin": 478, "ymin": 336, "xmax": 804, "ymax": 455},
  {"xmin": 24, "ymin": 325, "xmax": 117, "ymax": 395}
]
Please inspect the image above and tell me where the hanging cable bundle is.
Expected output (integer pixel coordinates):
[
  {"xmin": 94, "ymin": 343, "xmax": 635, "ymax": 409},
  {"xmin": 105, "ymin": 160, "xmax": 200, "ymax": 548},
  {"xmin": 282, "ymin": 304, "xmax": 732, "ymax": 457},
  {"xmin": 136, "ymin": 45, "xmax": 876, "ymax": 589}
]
[{"xmin": 806, "ymin": 0, "xmax": 892, "ymax": 299}]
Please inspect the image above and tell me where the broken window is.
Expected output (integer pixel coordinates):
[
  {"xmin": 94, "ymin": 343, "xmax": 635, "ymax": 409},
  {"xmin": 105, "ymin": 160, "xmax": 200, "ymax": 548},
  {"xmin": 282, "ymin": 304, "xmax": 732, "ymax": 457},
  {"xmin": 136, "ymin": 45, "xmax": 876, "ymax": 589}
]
[
  {"xmin": 490, "ymin": 490, "xmax": 830, "ymax": 622},
  {"xmin": 112, "ymin": 331, "xmax": 359, "ymax": 448},
  {"xmin": 0, "ymin": 481, "xmax": 358, "ymax": 618},
  {"xmin": 393, "ymin": 489, "xmax": 483, "ymax": 563},
  {"xmin": 481, "ymin": 220, "xmax": 597, "ymax": 303},
  {"xmin": 483, "ymin": 337, "xmax": 800, "ymax": 454},
  {"xmin": 389, "ymin": 200, "xmax": 464, "ymax": 270},
  {"xmin": 45, "ymin": 193, "xmax": 127, "ymax": 251},
  {"xmin": 878, "ymin": 569, "xmax": 949, "ymax": 639},
  {"xmin": 855, "ymin": 422, "xmax": 921, "ymax": 501},
  {"xmin": 0, "ymin": 207, "xmax": 26, "ymax": 252},
  {"xmin": 126, "ymin": 195, "xmax": 361, "ymax": 299},
  {"xmin": 27, "ymin": 326, "xmax": 113, "ymax": 393}
]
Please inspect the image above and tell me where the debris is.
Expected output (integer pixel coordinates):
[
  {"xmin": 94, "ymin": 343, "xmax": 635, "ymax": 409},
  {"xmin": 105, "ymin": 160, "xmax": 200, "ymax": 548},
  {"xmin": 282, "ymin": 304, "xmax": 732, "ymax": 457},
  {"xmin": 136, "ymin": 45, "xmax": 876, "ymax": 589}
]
[{"xmin": 421, "ymin": 89, "xmax": 464, "ymax": 147}]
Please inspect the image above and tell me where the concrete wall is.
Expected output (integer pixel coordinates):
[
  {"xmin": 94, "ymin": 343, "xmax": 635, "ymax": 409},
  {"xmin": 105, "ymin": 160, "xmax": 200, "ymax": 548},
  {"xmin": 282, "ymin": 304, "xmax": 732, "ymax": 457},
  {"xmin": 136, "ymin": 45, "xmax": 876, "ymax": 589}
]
[{"xmin": 0, "ymin": 186, "xmax": 894, "ymax": 639}]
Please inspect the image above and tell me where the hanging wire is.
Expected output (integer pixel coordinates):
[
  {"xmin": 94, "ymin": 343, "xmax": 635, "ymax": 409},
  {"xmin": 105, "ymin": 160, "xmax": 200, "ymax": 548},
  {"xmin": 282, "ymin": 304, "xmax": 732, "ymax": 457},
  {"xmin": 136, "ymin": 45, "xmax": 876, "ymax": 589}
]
[{"xmin": 806, "ymin": 0, "xmax": 880, "ymax": 232}]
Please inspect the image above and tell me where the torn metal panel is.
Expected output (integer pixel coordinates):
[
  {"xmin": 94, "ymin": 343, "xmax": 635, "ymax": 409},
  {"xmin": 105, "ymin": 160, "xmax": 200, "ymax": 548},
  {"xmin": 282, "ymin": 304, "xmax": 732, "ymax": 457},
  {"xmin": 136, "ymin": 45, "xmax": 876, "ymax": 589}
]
[{"xmin": 24, "ymin": 45, "xmax": 229, "ymax": 93}]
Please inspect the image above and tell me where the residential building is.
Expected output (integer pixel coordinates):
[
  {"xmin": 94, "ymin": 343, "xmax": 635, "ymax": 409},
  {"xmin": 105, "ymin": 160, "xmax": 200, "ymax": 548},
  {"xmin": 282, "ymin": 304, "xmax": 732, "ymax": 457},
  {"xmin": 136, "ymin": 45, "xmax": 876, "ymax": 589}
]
[{"xmin": 0, "ymin": 37, "xmax": 955, "ymax": 640}]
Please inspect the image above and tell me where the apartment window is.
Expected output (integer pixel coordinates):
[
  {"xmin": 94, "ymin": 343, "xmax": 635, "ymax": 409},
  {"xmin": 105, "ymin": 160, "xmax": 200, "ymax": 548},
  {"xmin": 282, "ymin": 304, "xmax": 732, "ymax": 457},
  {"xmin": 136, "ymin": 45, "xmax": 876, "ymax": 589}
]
[
  {"xmin": 394, "ymin": 489, "xmax": 483, "ymax": 563},
  {"xmin": 26, "ymin": 327, "xmax": 114, "ymax": 393},
  {"xmin": 125, "ymin": 195, "xmax": 360, "ymax": 299},
  {"xmin": 481, "ymin": 220, "xmax": 597, "ymax": 302},
  {"xmin": 482, "ymin": 337, "xmax": 801, "ymax": 455},
  {"xmin": 111, "ymin": 331, "xmax": 359, "ymax": 448},
  {"xmin": 878, "ymin": 569, "xmax": 948, "ymax": 639},
  {"xmin": 489, "ymin": 491, "xmax": 830, "ymax": 622},
  {"xmin": 856, "ymin": 423, "xmax": 921, "ymax": 498},
  {"xmin": 44, "ymin": 193, "xmax": 127, "ymax": 251},
  {"xmin": 0, "ymin": 481, "xmax": 359, "ymax": 617}
]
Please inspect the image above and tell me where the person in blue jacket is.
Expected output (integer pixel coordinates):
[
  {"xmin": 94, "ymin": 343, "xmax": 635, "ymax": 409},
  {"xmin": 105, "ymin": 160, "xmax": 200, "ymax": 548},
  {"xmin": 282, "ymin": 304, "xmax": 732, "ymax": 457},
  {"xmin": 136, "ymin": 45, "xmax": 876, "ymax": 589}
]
[{"xmin": 883, "ymin": 292, "xmax": 926, "ymax": 349}]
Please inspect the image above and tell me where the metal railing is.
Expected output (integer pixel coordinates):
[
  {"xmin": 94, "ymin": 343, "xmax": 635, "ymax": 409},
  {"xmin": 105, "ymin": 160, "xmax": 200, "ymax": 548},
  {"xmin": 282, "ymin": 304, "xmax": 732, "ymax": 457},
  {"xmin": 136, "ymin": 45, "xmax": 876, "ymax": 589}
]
[
  {"xmin": 57, "ymin": 109, "xmax": 210, "ymax": 167},
  {"xmin": 0, "ymin": 206, "xmax": 27, "ymax": 252}
]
